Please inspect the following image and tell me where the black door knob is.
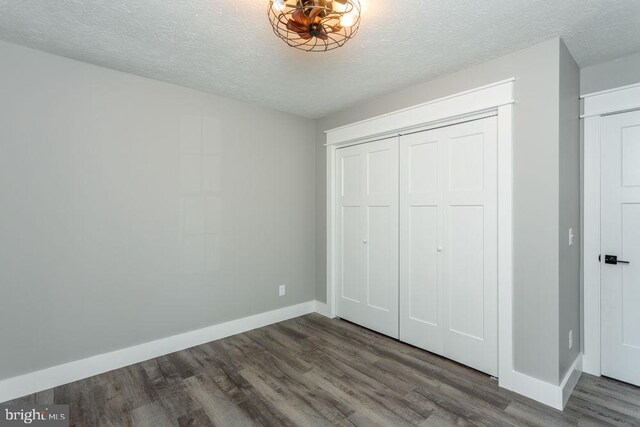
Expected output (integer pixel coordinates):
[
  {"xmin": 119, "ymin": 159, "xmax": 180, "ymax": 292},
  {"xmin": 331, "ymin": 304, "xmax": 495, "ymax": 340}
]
[{"xmin": 604, "ymin": 255, "xmax": 630, "ymax": 265}]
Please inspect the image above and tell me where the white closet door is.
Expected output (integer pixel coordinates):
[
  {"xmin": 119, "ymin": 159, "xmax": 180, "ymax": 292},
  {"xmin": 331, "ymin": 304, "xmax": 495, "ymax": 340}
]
[
  {"xmin": 336, "ymin": 138, "xmax": 399, "ymax": 338},
  {"xmin": 601, "ymin": 110, "xmax": 640, "ymax": 386},
  {"xmin": 399, "ymin": 129, "xmax": 444, "ymax": 353},
  {"xmin": 400, "ymin": 117, "xmax": 498, "ymax": 376}
]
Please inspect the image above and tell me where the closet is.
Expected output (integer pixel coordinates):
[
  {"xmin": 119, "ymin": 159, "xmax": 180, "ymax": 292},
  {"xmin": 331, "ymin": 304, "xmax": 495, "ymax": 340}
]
[{"xmin": 335, "ymin": 116, "xmax": 498, "ymax": 376}]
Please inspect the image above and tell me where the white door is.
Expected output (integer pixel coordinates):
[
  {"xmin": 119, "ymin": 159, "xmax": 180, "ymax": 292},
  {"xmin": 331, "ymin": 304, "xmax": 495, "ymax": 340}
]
[
  {"xmin": 601, "ymin": 110, "xmax": 640, "ymax": 386},
  {"xmin": 399, "ymin": 117, "xmax": 498, "ymax": 376},
  {"xmin": 336, "ymin": 138, "xmax": 399, "ymax": 338}
]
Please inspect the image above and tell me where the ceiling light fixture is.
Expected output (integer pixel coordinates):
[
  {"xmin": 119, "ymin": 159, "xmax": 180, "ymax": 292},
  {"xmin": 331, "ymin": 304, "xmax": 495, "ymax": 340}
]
[{"xmin": 268, "ymin": 0, "xmax": 361, "ymax": 52}]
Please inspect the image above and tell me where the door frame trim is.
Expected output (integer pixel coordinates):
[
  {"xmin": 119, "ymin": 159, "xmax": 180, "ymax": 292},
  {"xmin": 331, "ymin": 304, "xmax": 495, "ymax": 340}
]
[
  {"xmin": 325, "ymin": 79, "xmax": 515, "ymax": 389},
  {"xmin": 582, "ymin": 82, "xmax": 640, "ymax": 376}
]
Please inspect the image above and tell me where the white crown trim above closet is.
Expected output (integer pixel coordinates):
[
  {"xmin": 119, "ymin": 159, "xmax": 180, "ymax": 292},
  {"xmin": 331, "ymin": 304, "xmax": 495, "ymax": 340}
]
[
  {"xmin": 324, "ymin": 79, "xmax": 570, "ymax": 410},
  {"xmin": 324, "ymin": 78, "xmax": 515, "ymax": 147}
]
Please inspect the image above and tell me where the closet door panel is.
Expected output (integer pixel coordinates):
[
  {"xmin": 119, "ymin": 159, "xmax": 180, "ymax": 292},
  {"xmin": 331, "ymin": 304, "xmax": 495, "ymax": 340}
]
[
  {"xmin": 400, "ymin": 117, "xmax": 498, "ymax": 377},
  {"xmin": 363, "ymin": 140, "xmax": 399, "ymax": 337},
  {"xmin": 410, "ymin": 140, "xmax": 439, "ymax": 194},
  {"xmin": 336, "ymin": 146, "xmax": 364, "ymax": 322},
  {"xmin": 448, "ymin": 132, "xmax": 484, "ymax": 192},
  {"xmin": 341, "ymin": 152, "xmax": 362, "ymax": 202},
  {"xmin": 336, "ymin": 139, "xmax": 399, "ymax": 339},
  {"xmin": 341, "ymin": 206, "xmax": 361, "ymax": 302},
  {"xmin": 447, "ymin": 205, "xmax": 485, "ymax": 340},
  {"xmin": 408, "ymin": 206, "xmax": 439, "ymax": 325},
  {"xmin": 400, "ymin": 132, "xmax": 444, "ymax": 352},
  {"xmin": 443, "ymin": 118, "xmax": 498, "ymax": 377},
  {"xmin": 367, "ymin": 206, "xmax": 395, "ymax": 310}
]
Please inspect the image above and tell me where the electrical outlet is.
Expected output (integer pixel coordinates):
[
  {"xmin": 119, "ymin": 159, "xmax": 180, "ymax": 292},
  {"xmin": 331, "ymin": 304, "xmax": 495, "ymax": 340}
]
[
  {"xmin": 569, "ymin": 330, "xmax": 573, "ymax": 349},
  {"xmin": 279, "ymin": 285, "xmax": 286, "ymax": 297},
  {"xmin": 568, "ymin": 228, "xmax": 574, "ymax": 246}
]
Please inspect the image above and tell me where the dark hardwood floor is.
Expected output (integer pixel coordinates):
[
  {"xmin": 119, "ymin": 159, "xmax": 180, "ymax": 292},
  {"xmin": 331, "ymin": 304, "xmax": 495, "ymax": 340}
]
[{"xmin": 5, "ymin": 313, "xmax": 640, "ymax": 426}]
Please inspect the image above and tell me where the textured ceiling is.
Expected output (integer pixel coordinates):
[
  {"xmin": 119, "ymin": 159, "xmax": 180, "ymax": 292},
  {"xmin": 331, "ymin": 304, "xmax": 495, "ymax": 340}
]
[{"xmin": 0, "ymin": 1, "xmax": 639, "ymax": 118}]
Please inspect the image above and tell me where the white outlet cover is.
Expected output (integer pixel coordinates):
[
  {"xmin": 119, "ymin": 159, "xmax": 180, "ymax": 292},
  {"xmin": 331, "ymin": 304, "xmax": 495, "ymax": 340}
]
[{"xmin": 279, "ymin": 285, "xmax": 286, "ymax": 296}]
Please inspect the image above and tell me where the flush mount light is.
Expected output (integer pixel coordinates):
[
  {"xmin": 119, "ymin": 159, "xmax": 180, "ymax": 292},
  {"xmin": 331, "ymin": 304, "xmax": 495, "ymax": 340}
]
[{"xmin": 268, "ymin": 0, "xmax": 361, "ymax": 52}]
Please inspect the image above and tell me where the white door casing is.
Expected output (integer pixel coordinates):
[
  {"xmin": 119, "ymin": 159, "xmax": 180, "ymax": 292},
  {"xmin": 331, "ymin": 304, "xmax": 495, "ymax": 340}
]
[
  {"xmin": 600, "ymin": 110, "xmax": 640, "ymax": 386},
  {"xmin": 335, "ymin": 138, "xmax": 399, "ymax": 338},
  {"xmin": 399, "ymin": 117, "xmax": 498, "ymax": 376}
]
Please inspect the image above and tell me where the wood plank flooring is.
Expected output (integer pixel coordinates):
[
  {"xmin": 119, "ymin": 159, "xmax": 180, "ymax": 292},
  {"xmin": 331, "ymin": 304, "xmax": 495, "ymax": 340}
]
[{"xmin": 5, "ymin": 313, "xmax": 640, "ymax": 426}]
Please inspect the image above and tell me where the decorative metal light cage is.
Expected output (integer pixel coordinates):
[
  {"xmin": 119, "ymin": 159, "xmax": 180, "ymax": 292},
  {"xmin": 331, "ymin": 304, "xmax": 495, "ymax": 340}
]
[{"xmin": 268, "ymin": 0, "xmax": 361, "ymax": 52}]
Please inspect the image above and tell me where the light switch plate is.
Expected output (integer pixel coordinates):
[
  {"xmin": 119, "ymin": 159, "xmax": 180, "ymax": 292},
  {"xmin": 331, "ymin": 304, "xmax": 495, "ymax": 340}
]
[
  {"xmin": 568, "ymin": 228, "xmax": 574, "ymax": 246},
  {"xmin": 279, "ymin": 285, "xmax": 286, "ymax": 296}
]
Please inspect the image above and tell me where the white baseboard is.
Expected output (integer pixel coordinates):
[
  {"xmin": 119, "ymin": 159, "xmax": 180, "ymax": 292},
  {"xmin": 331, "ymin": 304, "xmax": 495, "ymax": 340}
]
[
  {"xmin": 0, "ymin": 300, "xmax": 320, "ymax": 403},
  {"xmin": 1, "ymin": 301, "xmax": 582, "ymax": 411},
  {"xmin": 507, "ymin": 354, "xmax": 583, "ymax": 410},
  {"xmin": 560, "ymin": 354, "xmax": 583, "ymax": 408}
]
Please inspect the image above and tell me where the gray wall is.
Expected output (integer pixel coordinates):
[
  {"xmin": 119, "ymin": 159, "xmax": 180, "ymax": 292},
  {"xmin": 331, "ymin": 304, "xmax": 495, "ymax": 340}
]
[
  {"xmin": 558, "ymin": 40, "xmax": 581, "ymax": 379},
  {"xmin": 581, "ymin": 51, "xmax": 640, "ymax": 95},
  {"xmin": 0, "ymin": 40, "xmax": 316, "ymax": 381},
  {"xmin": 316, "ymin": 38, "xmax": 567, "ymax": 384}
]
